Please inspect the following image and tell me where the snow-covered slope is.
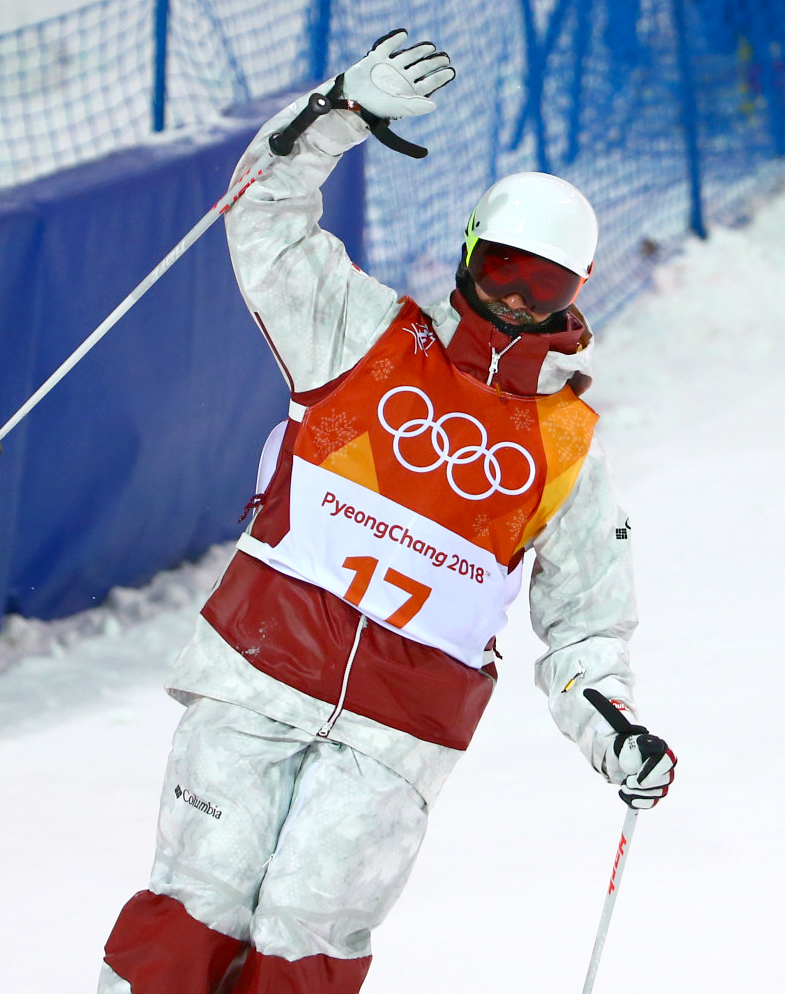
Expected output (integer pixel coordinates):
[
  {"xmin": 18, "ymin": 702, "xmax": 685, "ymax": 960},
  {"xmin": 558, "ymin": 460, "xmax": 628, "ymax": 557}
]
[{"xmin": 2, "ymin": 189, "xmax": 784, "ymax": 993}]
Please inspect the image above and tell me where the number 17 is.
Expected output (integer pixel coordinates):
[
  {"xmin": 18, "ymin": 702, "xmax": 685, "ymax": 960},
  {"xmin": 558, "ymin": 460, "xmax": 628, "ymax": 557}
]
[{"xmin": 342, "ymin": 556, "xmax": 431, "ymax": 628}]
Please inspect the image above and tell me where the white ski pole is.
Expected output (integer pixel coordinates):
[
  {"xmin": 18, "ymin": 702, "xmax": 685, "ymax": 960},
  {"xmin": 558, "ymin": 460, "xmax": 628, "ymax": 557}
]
[
  {"xmin": 0, "ymin": 93, "xmax": 331, "ymax": 446},
  {"xmin": 581, "ymin": 806, "xmax": 638, "ymax": 994}
]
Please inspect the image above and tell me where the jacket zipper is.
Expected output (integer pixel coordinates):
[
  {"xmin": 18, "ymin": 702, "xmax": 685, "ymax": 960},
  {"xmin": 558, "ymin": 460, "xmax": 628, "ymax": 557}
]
[
  {"xmin": 486, "ymin": 337, "xmax": 522, "ymax": 386},
  {"xmin": 317, "ymin": 614, "xmax": 368, "ymax": 737}
]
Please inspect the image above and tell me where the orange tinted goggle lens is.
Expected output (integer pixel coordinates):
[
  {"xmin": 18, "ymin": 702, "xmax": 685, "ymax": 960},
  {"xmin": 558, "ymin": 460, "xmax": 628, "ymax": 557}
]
[{"xmin": 468, "ymin": 241, "xmax": 585, "ymax": 313}]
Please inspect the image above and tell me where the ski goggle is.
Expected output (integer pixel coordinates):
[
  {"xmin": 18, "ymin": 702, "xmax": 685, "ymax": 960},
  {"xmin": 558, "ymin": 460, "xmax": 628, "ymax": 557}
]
[{"xmin": 466, "ymin": 240, "xmax": 592, "ymax": 313}]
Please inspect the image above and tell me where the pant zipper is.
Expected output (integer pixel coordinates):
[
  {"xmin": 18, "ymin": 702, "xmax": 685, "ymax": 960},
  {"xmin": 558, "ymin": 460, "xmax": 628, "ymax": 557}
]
[{"xmin": 317, "ymin": 614, "xmax": 367, "ymax": 737}]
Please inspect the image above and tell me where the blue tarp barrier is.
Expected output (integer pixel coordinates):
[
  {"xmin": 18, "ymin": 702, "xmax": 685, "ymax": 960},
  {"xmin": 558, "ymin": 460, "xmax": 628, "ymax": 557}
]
[{"xmin": 0, "ymin": 88, "xmax": 365, "ymax": 620}]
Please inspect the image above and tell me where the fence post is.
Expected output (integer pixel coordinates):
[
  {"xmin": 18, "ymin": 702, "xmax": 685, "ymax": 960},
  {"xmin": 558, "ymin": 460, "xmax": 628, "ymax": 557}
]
[
  {"xmin": 517, "ymin": 0, "xmax": 550, "ymax": 173},
  {"xmin": 672, "ymin": 0, "xmax": 707, "ymax": 238},
  {"xmin": 308, "ymin": 0, "xmax": 332, "ymax": 81},
  {"xmin": 566, "ymin": 0, "xmax": 592, "ymax": 164},
  {"xmin": 746, "ymin": 20, "xmax": 785, "ymax": 156},
  {"xmin": 153, "ymin": 0, "xmax": 169, "ymax": 132}
]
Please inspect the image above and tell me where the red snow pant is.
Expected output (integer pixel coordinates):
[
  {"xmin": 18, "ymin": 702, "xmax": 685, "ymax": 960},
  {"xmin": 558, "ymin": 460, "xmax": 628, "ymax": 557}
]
[
  {"xmin": 104, "ymin": 890, "xmax": 372, "ymax": 992},
  {"xmin": 99, "ymin": 698, "xmax": 429, "ymax": 994}
]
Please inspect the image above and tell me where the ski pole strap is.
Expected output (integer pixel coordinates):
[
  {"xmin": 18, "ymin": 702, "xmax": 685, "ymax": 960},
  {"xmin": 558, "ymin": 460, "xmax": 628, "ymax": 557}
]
[
  {"xmin": 358, "ymin": 109, "xmax": 429, "ymax": 159},
  {"xmin": 326, "ymin": 73, "xmax": 429, "ymax": 159},
  {"xmin": 268, "ymin": 92, "xmax": 332, "ymax": 156},
  {"xmin": 583, "ymin": 688, "xmax": 648, "ymax": 745}
]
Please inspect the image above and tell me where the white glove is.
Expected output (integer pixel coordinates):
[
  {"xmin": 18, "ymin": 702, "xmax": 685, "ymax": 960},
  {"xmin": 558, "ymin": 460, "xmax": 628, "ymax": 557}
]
[
  {"xmin": 609, "ymin": 731, "xmax": 677, "ymax": 810},
  {"xmin": 341, "ymin": 29, "xmax": 456, "ymax": 120}
]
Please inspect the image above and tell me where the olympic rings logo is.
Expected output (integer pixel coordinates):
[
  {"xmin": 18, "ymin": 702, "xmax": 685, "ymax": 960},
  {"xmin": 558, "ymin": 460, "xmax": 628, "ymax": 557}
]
[{"xmin": 377, "ymin": 386, "xmax": 537, "ymax": 501}]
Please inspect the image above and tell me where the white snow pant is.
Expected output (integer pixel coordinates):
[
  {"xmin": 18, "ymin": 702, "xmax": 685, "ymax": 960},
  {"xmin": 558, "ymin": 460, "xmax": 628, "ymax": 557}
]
[{"xmin": 98, "ymin": 696, "xmax": 429, "ymax": 994}]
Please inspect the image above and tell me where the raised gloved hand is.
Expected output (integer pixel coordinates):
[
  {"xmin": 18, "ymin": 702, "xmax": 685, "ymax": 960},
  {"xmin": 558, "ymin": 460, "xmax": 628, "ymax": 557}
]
[
  {"xmin": 584, "ymin": 689, "xmax": 677, "ymax": 809},
  {"xmin": 341, "ymin": 29, "xmax": 456, "ymax": 120}
]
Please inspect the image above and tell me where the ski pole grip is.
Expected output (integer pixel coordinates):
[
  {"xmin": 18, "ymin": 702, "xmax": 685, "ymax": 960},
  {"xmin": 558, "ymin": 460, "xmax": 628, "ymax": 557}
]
[{"xmin": 269, "ymin": 93, "xmax": 331, "ymax": 156}]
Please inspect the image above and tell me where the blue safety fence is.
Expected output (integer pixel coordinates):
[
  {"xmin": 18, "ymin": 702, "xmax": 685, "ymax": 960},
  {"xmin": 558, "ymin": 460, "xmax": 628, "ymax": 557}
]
[
  {"xmin": 325, "ymin": 0, "xmax": 785, "ymax": 318},
  {"xmin": 1, "ymin": 1, "xmax": 783, "ymax": 319},
  {"xmin": 0, "ymin": 89, "xmax": 364, "ymax": 621},
  {"xmin": 0, "ymin": 0, "xmax": 315, "ymax": 187},
  {"xmin": 1, "ymin": 0, "xmax": 784, "ymax": 620}
]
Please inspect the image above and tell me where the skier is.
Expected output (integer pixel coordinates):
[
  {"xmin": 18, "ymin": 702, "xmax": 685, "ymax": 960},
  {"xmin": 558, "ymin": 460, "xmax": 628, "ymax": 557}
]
[{"xmin": 98, "ymin": 30, "xmax": 676, "ymax": 994}]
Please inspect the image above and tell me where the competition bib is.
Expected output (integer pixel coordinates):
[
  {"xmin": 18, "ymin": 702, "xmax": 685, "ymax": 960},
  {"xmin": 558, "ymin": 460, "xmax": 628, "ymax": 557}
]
[{"xmin": 238, "ymin": 299, "xmax": 597, "ymax": 667}]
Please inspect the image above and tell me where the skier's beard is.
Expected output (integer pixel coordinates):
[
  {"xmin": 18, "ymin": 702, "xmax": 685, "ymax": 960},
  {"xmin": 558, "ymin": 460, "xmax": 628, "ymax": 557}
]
[
  {"xmin": 481, "ymin": 298, "xmax": 565, "ymax": 333},
  {"xmin": 456, "ymin": 262, "xmax": 567, "ymax": 338}
]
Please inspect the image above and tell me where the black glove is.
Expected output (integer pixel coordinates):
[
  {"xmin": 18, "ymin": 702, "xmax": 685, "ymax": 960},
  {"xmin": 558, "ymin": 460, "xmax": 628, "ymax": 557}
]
[{"xmin": 584, "ymin": 689, "xmax": 677, "ymax": 809}]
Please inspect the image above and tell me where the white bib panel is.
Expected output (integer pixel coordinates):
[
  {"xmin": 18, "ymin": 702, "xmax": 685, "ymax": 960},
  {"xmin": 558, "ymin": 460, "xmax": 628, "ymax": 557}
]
[{"xmin": 238, "ymin": 457, "xmax": 522, "ymax": 668}]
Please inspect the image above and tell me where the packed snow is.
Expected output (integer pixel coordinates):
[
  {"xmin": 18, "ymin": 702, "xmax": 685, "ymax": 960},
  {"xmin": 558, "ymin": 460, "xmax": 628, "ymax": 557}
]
[{"xmin": 2, "ymin": 186, "xmax": 784, "ymax": 993}]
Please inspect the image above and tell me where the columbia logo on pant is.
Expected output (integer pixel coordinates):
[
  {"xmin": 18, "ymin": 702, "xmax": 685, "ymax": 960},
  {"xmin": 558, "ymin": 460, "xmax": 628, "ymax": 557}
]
[{"xmin": 174, "ymin": 784, "xmax": 222, "ymax": 819}]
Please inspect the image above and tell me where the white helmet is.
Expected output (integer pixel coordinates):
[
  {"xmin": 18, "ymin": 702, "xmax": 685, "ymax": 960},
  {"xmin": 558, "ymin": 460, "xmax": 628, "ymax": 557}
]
[{"xmin": 464, "ymin": 172, "xmax": 598, "ymax": 278}]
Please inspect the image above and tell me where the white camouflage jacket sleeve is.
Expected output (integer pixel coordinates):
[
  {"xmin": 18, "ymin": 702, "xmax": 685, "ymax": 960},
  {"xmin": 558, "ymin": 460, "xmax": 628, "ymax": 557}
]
[
  {"xmin": 528, "ymin": 437, "xmax": 639, "ymax": 779},
  {"xmin": 224, "ymin": 83, "xmax": 401, "ymax": 393}
]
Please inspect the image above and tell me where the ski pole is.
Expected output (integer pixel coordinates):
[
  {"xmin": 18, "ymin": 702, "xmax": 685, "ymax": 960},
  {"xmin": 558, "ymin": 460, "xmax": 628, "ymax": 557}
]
[
  {"xmin": 0, "ymin": 92, "xmax": 331, "ymax": 446},
  {"xmin": 579, "ymin": 688, "xmax": 666, "ymax": 993},
  {"xmin": 581, "ymin": 805, "xmax": 638, "ymax": 994}
]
